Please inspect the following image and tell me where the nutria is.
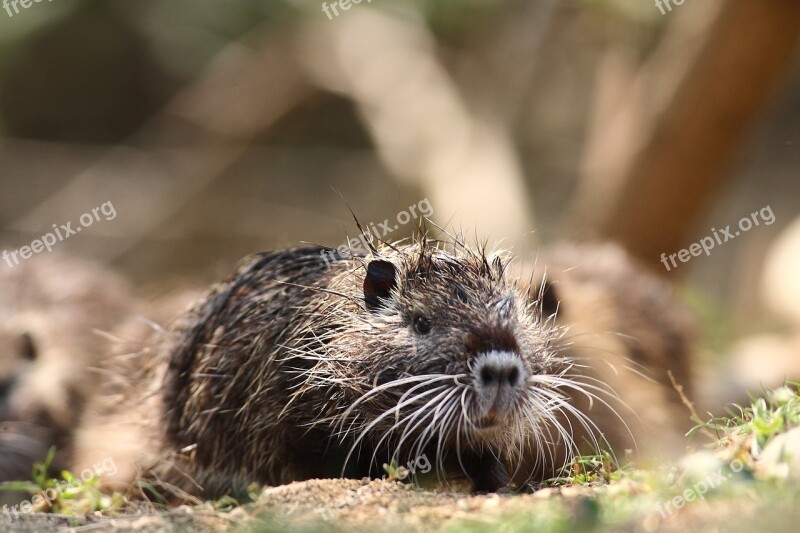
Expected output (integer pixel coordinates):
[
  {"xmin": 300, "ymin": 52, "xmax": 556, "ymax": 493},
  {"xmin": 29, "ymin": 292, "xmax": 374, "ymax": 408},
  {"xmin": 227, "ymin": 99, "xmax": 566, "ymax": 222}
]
[
  {"xmin": 0, "ymin": 254, "xmax": 133, "ymax": 500},
  {"xmin": 74, "ymin": 235, "xmax": 694, "ymax": 499}
]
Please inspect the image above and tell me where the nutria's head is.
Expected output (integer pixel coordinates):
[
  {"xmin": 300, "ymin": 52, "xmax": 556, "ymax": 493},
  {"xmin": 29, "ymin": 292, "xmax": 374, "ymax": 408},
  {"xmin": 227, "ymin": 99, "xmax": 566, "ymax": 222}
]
[
  {"xmin": 0, "ymin": 323, "xmax": 66, "ymax": 487},
  {"xmin": 303, "ymin": 238, "xmax": 593, "ymax": 479},
  {"xmin": 0, "ymin": 314, "xmax": 85, "ymax": 460}
]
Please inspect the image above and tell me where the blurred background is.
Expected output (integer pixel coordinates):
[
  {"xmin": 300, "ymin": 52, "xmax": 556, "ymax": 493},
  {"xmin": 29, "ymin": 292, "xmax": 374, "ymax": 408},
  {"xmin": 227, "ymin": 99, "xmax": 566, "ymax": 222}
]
[{"xmin": 1, "ymin": 0, "xmax": 799, "ymax": 406}]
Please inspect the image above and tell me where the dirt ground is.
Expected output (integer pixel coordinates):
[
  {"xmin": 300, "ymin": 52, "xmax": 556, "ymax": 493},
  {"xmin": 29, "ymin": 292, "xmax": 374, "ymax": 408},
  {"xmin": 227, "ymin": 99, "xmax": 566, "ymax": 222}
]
[
  {"xmin": 4, "ymin": 475, "xmax": 798, "ymax": 533},
  {"xmin": 0, "ymin": 479, "xmax": 599, "ymax": 532}
]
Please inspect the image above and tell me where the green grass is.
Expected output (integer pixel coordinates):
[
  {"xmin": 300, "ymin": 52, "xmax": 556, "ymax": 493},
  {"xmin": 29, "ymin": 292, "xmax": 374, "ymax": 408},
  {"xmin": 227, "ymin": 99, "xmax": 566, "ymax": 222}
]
[
  {"xmin": 691, "ymin": 383, "xmax": 800, "ymax": 454},
  {"xmin": 0, "ymin": 447, "xmax": 126, "ymax": 516},
  {"xmin": 544, "ymin": 449, "xmax": 631, "ymax": 487}
]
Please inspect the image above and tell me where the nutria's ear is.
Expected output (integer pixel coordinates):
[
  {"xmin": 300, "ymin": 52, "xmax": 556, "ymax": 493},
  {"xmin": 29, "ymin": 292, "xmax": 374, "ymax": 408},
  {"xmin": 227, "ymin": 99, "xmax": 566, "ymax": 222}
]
[
  {"xmin": 364, "ymin": 260, "xmax": 397, "ymax": 311},
  {"xmin": 18, "ymin": 332, "xmax": 37, "ymax": 361},
  {"xmin": 537, "ymin": 281, "xmax": 561, "ymax": 320}
]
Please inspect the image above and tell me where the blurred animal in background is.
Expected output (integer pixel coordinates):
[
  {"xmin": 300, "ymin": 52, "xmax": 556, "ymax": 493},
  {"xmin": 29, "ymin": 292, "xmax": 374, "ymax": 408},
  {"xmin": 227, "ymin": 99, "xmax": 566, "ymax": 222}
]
[
  {"xmin": 0, "ymin": 254, "xmax": 133, "ymax": 502},
  {"xmin": 532, "ymin": 243, "xmax": 696, "ymax": 461}
]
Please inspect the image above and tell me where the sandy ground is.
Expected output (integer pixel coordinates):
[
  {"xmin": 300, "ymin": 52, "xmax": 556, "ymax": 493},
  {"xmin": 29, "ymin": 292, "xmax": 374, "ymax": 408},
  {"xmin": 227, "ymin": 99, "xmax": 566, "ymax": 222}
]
[
  {"xmin": 0, "ymin": 479, "xmax": 606, "ymax": 532},
  {"xmin": 2, "ymin": 474, "xmax": 799, "ymax": 532},
  {"xmin": 0, "ymin": 478, "xmax": 648, "ymax": 532}
]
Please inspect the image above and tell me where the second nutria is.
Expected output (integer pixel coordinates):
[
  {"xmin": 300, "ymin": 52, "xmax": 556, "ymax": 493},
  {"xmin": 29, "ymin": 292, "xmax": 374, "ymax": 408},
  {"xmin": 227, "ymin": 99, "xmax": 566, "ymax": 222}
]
[
  {"xmin": 533, "ymin": 243, "xmax": 695, "ymax": 458},
  {"xmin": 0, "ymin": 254, "xmax": 133, "ymax": 502}
]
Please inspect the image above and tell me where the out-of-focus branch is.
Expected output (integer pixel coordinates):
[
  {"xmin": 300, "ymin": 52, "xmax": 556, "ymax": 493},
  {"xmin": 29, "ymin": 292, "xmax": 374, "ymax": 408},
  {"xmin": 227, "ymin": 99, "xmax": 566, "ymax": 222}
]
[
  {"xmin": 297, "ymin": 8, "xmax": 534, "ymax": 252},
  {"xmin": 571, "ymin": 0, "xmax": 800, "ymax": 270}
]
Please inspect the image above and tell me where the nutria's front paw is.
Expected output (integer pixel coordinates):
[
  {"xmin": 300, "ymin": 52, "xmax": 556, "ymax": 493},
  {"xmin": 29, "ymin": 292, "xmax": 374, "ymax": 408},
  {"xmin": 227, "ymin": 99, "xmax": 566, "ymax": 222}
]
[{"xmin": 464, "ymin": 451, "xmax": 511, "ymax": 493}]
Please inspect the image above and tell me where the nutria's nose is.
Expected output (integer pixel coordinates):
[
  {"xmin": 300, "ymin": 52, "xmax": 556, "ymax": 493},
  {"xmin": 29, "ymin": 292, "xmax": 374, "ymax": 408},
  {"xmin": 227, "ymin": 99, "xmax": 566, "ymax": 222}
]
[
  {"xmin": 473, "ymin": 351, "xmax": 526, "ymax": 393},
  {"xmin": 475, "ymin": 350, "xmax": 525, "ymax": 389},
  {"xmin": 472, "ymin": 351, "xmax": 526, "ymax": 424},
  {"xmin": 478, "ymin": 359, "xmax": 521, "ymax": 388}
]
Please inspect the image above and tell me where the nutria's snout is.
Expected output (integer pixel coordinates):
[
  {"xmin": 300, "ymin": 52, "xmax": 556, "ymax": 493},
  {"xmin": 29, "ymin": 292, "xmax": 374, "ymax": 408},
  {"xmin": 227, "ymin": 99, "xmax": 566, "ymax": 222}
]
[{"xmin": 472, "ymin": 350, "xmax": 527, "ymax": 427}]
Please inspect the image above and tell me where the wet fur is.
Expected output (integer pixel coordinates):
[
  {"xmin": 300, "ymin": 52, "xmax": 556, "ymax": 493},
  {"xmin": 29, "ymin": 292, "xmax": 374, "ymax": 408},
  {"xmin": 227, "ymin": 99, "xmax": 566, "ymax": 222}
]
[{"xmin": 74, "ymin": 237, "xmax": 695, "ymax": 499}]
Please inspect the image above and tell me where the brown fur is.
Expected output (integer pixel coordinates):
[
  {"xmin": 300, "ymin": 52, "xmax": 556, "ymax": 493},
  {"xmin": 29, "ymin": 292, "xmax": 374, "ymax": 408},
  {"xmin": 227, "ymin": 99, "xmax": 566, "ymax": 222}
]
[
  {"xmin": 533, "ymin": 243, "xmax": 695, "ymax": 459},
  {"xmin": 74, "ymin": 237, "xmax": 695, "ymax": 499}
]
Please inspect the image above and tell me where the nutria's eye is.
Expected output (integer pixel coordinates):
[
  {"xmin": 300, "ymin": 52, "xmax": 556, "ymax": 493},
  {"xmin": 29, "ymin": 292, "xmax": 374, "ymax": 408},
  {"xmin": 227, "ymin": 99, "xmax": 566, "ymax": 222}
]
[
  {"xmin": 413, "ymin": 316, "xmax": 431, "ymax": 335},
  {"xmin": 0, "ymin": 378, "xmax": 12, "ymax": 399}
]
